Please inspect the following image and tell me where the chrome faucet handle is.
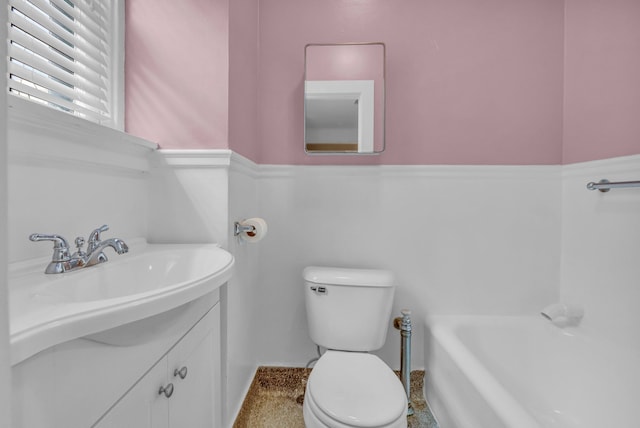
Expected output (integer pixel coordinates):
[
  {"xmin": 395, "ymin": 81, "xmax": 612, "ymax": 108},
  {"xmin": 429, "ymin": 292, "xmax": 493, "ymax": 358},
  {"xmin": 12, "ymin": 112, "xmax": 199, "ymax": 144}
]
[
  {"xmin": 29, "ymin": 234, "xmax": 71, "ymax": 262},
  {"xmin": 87, "ymin": 224, "xmax": 109, "ymax": 251},
  {"xmin": 73, "ymin": 236, "xmax": 86, "ymax": 257}
]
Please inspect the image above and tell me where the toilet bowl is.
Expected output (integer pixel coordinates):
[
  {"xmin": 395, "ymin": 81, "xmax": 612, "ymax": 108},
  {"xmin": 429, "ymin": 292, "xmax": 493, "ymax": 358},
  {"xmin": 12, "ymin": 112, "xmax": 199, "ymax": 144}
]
[
  {"xmin": 302, "ymin": 267, "xmax": 407, "ymax": 428},
  {"xmin": 303, "ymin": 350, "xmax": 407, "ymax": 428}
]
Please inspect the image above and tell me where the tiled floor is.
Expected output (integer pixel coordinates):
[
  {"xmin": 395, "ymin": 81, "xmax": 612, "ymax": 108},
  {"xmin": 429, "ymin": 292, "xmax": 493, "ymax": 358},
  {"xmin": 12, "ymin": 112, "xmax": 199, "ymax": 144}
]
[{"xmin": 233, "ymin": 367, "xmax": 439, "ymax": 428}]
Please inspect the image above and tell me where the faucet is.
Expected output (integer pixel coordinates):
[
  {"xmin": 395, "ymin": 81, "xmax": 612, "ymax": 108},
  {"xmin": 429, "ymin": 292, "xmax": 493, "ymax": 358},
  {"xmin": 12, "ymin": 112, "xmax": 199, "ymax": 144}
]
[
  {"xmin": 84, "ymin": 237, "xmax": 129, "ymax": 266},
  {"xmin": 29, "ymin": 225, "xmax": 129, "ymax": 274},
  {"xmin": 541, "ymin": 302, "xmax": 584, "ymax": 327}
]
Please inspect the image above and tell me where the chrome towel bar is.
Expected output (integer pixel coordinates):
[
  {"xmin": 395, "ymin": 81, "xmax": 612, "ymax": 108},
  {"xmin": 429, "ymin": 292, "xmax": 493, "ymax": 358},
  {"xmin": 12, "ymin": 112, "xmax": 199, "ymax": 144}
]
[{"xmin": 586, "ymin": 179, "xmax": 640, "ymax": 192}]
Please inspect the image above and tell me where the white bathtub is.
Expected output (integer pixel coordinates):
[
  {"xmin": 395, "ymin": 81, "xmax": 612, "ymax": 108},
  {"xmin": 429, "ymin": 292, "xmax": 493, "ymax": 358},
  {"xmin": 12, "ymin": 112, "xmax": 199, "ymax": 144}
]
[{"xmin": 424, "ymin": 316, "xmax": 640, "ymax": 428}]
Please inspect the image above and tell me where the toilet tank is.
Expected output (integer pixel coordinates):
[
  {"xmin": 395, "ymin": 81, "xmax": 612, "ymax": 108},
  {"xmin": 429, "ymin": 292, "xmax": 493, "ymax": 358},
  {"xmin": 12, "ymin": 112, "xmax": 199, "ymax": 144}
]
[{"xmin": 303, "ymin": 266, "xmax": 395, "ymax": 352}]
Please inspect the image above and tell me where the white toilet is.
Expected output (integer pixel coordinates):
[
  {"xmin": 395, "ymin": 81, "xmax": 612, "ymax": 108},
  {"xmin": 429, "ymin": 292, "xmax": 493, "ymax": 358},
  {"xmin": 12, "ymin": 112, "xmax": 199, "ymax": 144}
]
[{"xmin": 302, "ymin": 266, "xmax": 407, "ymax": 428}]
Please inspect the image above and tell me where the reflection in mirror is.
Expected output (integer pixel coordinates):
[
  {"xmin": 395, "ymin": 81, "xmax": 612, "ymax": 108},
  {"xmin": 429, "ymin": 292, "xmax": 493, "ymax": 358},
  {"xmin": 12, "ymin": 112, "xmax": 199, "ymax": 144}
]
[{"xmin": 304, "ymin": 43, "xmax": 385, "ymax": 154}]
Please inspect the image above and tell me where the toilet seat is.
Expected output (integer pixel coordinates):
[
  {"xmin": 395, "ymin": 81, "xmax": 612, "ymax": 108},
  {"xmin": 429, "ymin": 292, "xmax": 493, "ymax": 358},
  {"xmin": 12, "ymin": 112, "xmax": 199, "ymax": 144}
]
[{"xmin": 304, "ymin": 350, "xmax": 407, "ymax": 428}]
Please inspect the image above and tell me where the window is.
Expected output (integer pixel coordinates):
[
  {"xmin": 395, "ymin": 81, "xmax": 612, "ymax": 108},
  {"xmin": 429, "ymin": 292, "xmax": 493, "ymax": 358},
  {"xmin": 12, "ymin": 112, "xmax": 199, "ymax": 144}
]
[{"xmin": 7, "ymin": 0, "xmax": 123, "ymax": 129}]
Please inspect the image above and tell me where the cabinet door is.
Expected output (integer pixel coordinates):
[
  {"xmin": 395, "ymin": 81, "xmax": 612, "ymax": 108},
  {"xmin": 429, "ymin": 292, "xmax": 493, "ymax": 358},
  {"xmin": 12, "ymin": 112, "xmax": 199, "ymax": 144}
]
[
  {"xmin": 168, "ymin": 304, "xmax": 220, "ymax": 428},
  {"xmin": 93, "ymin": 358, "xmax": 169, "ymax": 428}
]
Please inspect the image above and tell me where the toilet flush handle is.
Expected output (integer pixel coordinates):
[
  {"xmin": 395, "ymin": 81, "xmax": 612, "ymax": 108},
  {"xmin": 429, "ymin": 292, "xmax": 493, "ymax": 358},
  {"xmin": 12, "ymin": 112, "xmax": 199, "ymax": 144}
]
[{"xmin": 310, "ymin": 286, "xmax": 327, "ymax": 295}]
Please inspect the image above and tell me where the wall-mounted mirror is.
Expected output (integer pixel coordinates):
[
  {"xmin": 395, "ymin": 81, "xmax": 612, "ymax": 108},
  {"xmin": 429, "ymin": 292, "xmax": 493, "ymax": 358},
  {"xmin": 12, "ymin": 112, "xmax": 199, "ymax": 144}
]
[{"xmin": 304, "ymin": 43, "xmax": 385, "ymax": 154}]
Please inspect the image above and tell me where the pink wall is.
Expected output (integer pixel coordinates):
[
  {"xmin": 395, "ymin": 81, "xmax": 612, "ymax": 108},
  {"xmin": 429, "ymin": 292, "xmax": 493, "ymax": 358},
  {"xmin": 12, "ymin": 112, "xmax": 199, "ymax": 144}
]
[
  {"xmin": 305, "ymin": 44, "xmax": 383, "ymax": 81},
  {"xmin": 228, "ymin": 0, "xmax": 259, "ymax": 158},
  {"xmin": 125, "ymin": 0, "xmax": 640, "ymax": 165},
  {"xmin": 125, "ymin": 0, "xmax": 229, "ymax": 149},
  {"xmin": 563, "ymin": 0, "xmax": 640, "ymax": 164},
  {"xmin": 257, "ymin": 0, "xmax": 564, "ymax": 165}
]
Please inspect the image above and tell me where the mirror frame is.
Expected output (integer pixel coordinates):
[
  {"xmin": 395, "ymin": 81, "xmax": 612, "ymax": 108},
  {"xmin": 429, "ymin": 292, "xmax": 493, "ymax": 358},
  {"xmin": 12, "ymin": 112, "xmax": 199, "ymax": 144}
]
[{"xmin": 304, "ymin": 42, "xmax": 386, "ymax": 155}]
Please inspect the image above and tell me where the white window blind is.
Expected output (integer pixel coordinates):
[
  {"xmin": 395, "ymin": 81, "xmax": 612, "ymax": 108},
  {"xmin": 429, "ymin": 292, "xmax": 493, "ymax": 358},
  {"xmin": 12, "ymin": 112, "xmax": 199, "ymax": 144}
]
[{"xmin": 8, "ymin": 0, "xmax": 119, "ymax": 128}]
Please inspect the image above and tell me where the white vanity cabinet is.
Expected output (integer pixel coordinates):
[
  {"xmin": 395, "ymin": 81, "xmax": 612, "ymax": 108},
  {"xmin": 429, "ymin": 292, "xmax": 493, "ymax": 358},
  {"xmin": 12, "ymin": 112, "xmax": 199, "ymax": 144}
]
[
  {"xmin": 94, "ymin": 357, "xmax": 168, "ymax": 428},
  {"xmin": 95, "ymin": 303, "xmax": 220, "ymax": 428},
  {"xmin": 167, "ymin": 304, "xmax": 219, "ymax": 427},
  {"xmin": 12, "ymin": 290, "xmax": 222, "ymax": 428}
]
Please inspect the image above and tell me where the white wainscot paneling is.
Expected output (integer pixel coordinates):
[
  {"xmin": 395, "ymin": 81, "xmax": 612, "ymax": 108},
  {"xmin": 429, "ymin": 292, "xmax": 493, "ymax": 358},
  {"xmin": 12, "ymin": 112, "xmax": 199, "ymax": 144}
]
[
  {"xmin": 560, "ymin": 155, "xmax": 640, "ymax": 352},
  {"xmin": 148, "ymin": 150, "xmax": 231, "ymax": 247},
  {"xmin": 253, "ymin": 164, "xmax": 562, "ymax": 370},
  {"xmin": 223, "ymin": 153, "xmax": 261, "ymax": 427}
]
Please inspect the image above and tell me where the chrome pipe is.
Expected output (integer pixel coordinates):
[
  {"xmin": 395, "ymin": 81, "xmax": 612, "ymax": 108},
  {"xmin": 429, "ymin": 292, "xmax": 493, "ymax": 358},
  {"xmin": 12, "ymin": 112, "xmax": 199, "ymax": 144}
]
[{"xmin": 394, "ymin": 309, "xmax": 414, "ymax": 416}]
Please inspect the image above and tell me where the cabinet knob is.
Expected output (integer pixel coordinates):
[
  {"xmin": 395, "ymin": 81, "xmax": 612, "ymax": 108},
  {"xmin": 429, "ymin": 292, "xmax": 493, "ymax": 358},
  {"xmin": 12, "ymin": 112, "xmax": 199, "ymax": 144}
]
[
  {"xmin": 158, "ymin": 383, "xmax": 174, "ymax": 398},
  {"xmin": 174, "ymin": 366, "xmax": 188, "ymax": 380}
]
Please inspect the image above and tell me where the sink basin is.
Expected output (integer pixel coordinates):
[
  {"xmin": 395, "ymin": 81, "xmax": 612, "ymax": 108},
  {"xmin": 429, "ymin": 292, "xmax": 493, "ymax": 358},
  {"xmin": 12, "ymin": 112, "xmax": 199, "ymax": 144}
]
[
  {"xmin": 10, "ymin": 240, "xmax": 234, "ymax": 365},
  {"xmin": 36, "ymin": 246, "xmax": 227, "ymax": 302}
]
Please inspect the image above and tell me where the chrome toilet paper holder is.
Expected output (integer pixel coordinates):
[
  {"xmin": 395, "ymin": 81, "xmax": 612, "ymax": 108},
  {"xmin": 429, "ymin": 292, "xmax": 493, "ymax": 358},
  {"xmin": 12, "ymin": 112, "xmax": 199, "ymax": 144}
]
[
  {"xmin": 233, "ymin": 221, "xmax": 255, "ymax": 236},
  {"xmin": 233, "ymin": 218, "xmax": 268, "ymax": 243}
]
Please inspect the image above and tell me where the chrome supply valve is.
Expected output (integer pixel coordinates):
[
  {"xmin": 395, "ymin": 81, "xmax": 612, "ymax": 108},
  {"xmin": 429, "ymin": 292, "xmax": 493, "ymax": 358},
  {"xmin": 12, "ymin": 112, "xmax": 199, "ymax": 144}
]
[
  {"xmin": 394, "ymin": 309, "xmax": 414, "ymax": 416},
  {"xmin": 29, "ymin": 224, "xmax": 128, "ymax": 274}
]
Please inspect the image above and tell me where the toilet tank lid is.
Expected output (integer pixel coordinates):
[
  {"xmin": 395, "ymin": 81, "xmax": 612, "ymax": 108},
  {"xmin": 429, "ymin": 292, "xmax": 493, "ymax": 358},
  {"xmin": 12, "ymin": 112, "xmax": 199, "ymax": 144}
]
[{"xmin": 303, "ymin": 266, "xmax": 395, "ymax": 287}]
